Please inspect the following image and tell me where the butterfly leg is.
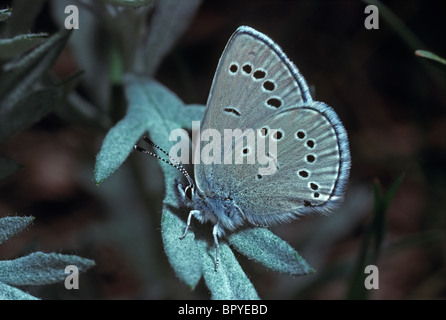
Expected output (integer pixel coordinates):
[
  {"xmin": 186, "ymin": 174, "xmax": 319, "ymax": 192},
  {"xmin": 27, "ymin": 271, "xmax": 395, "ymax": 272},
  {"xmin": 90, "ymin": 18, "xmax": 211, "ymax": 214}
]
[
  {"xmin": 179, "ymin": 209, "xmax": 199, "ymax": 240},
  {"xmin": 212, "ymin": 224, "xmax": 220, "ymax": 271}
]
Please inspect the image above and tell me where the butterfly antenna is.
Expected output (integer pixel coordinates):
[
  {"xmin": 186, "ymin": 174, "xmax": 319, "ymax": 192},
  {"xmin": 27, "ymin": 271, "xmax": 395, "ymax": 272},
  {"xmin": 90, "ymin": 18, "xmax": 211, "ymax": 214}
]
[{"xmin": 133, "ymin": 136, "xmax": 195, "ymax": 187}]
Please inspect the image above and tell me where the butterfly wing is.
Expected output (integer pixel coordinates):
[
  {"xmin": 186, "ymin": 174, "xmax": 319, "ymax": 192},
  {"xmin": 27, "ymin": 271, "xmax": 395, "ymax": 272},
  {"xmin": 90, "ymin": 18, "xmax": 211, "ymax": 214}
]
[
  {"xmin": 194, "ymin": 26, "xmax": 350, "ymax": 225},
  {"xmin": 195, "ymin": 26, "xmax": 311, "ymax": 193}
]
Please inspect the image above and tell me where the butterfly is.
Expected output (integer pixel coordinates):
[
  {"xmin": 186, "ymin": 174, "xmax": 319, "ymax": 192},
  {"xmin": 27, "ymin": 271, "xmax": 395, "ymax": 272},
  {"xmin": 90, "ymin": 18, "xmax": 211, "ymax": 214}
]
[{"xmin": 135, "ymin": 26, "xmax": 351, "ymax": 270}]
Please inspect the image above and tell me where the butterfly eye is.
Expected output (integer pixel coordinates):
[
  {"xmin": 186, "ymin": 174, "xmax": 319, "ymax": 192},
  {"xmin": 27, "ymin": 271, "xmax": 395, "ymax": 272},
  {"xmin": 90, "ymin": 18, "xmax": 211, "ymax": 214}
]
[{"xmin": 185, "ymin": 185, "xmax": 194, "ymax": 200}]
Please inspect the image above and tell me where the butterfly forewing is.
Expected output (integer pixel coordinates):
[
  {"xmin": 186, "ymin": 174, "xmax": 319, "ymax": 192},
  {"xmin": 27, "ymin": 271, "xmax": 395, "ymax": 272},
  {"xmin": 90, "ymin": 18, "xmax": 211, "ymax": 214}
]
[{"xmin": 195, "ymin": 26, "xmax": 312, "ymax": 194}]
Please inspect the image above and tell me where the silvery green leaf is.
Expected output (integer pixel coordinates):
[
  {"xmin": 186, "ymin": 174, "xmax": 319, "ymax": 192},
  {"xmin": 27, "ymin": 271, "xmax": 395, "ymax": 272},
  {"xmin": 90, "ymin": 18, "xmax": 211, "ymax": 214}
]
[
  {"xmin": 0, "ymin": 282, "xmax": 39, "ymax": 300},
  {"xmin": 0, "ymin": 252, "xmax": 95, "ymax": 286},
  {"xmin": 175, "ymin": 103, "xmax": 206, "ymax": 128},
  {"xmin": 197, "ymin": 240, "xmax": 259, "ymax": 300},
  {"xmin": 0, "ymin": 33, "xmax": 47, "ymax": 61},
  {"xmin": 229, "ymin": 228, "xmax": 315, "ymax": 276},
  {"xmin": 94, "ymin": 74, "xmax": 202, "ymax": 183},
  {"xmin": 0, "ymin": 216, "xmax": 34, "ymax": 245},
  {"xmin": 161, "ymin": 201, "xmax": 202, "ymax": 289},
  {"xmin": 94, "ymin": 76, "xmax": 172, "ymax": 183}
]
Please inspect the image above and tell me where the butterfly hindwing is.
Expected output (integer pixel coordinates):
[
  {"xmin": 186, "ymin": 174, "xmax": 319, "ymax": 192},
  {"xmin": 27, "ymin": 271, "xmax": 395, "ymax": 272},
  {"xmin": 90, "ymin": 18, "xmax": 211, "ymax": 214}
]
[{"xmin": 234, "ymin": 103, "xmax": 350, "ymax": 225}]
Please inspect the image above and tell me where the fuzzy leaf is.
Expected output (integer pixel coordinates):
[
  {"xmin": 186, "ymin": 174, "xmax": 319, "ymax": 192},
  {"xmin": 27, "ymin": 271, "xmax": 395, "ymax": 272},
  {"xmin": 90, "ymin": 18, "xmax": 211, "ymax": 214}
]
[
  {"xmin": 94, "ymin": 74, "xmax": 203, "ymax": 183},
  {"xmin": 94, "ymin": 76, "xmax": 173, "ymax": 183},
  {"xmin": 161, "ymin": 204, "xmax": 202, "ymax": 289},
  {"xmin": 0, "ymin": 216, "xmax": 34, "ymax": 245},
  {"xmin": 177, "ymin": 104, "xmax": 206, "ymax": 125},
  {"xmin": 141, "ymin": 0, "xmax": 202, "ymax": 74},
  {"xmin": 0, "ymin": 252, "xmax": 95, "ymax": 286},
  {"xmin": 198, "ymin": 240, "xmax": 259, "ymax": 300},
  {"xmin": 0, "ymin": 33, "xmax": 47, "ymax": 60},
  {"xmin": 0, "ymin": 29, "xmax": 71, "ymax": 112},
  {"xmin": 0, "ymin": 282, "xmax": 38, "ymax": 300},
  {"xmin": 0, "ymin": 157, "xmax": 23, "ymax": 180},
  {"xmin": 228, "ymin": 228, "xmax": 315, "ymax": 276}
]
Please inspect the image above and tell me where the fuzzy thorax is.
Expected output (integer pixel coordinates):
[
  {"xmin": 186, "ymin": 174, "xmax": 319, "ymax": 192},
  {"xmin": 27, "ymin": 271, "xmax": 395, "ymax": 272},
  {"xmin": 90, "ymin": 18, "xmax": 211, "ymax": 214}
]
[{"xmin": 178, "ymin": 181, "xmax": 245, "ymax": 238}]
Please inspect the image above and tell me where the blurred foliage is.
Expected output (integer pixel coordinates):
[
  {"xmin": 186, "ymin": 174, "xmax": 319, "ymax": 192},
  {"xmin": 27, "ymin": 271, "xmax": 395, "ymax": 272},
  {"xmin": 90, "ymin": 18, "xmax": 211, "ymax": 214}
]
[
  {"xmin": 0, "ymin": 0, "xmax": 444, "ymax": 300},
  {"xmin": 347, "ymin": 173, "xmax": 404, "ymax": 299},
  {"xmin": 415, "ymin": 50, "xmax": 446, "ymax": 74},
  {"xmin": 0, "ymin": 2, "xmax": 93, "ymax": 300}
]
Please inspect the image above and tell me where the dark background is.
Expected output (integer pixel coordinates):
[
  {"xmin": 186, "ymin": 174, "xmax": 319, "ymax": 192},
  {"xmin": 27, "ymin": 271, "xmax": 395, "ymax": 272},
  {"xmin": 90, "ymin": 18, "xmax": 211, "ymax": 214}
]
[{"xmin": 0, "ymin": 0, "xmax": 444, "ymax": 299}]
